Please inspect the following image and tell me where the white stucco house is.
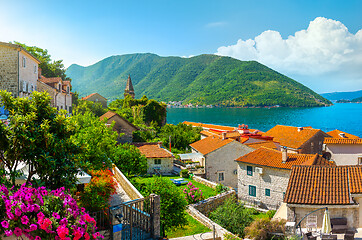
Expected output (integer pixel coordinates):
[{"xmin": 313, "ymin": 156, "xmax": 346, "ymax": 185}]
[{"xmin": 323, "ymin": 138, "xmax": 362, "ymax": 166}]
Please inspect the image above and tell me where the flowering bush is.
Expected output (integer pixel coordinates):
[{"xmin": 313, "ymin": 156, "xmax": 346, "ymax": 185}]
[
  {"xmin": 0, "ymin": 184, "xmax": 103, "ymax": 239},
  {"xmin": 79, "ymin": 170, "xmax": 116, "ymax": 212},
  {"xmin": 183, "ymin": 182, "xmax": 203, "ymax": 204}
]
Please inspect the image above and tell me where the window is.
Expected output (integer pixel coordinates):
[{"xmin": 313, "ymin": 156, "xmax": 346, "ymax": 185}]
[
  {"xmin": 265, "ymin": 188, "xmax": 271, "ymax": 197},
  {"xmin": 154, "ymin": 159, "xmax": 161, "ymax": 165},
  {"xmin": 247, "ymin": 166, "xmax": 253, "ymax": 176},
  {"xmin": 22, "ymin": 57, "xmax": 26, "ymax": 68},
  {"xmin": 249, "ymin": 185, "xmax": 256, "ymax": 197},
  {"xmin": 283, "ymin": 192, "xmax": 286, "ymax": 199},
  {"xmin": 34, "ymin": 65, "xmax": 37, "ymax": 73},
  {"xmin": 359, "ymin": 156, "xmax": 362, "ymax": 165},
  {"xmin": 218, "ymin": 172, "xmax": 224, "ymax": 181}
]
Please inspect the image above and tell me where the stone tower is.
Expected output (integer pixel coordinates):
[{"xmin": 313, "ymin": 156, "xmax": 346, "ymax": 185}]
[{"xmin": 124, "ymin": 74, "xmax": 135, "ymax": 99}]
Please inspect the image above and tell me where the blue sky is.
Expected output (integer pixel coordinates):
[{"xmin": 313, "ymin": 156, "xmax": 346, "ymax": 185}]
[{"xmin": 1, "ymin": 0, "xmax": 361, "ymax": 93}]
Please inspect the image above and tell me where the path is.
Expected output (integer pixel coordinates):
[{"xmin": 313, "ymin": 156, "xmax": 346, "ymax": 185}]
[
  {"xmin": 170, "ymin": 232, "xmax": 215, "ymax": 240},
  {"xmin": 109, "ymin": 176, "xmax": 132, "ymax": 207}
]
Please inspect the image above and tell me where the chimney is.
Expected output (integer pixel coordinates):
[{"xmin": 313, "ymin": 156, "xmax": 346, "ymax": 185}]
[
  {"xmin": 282, "ymin": 147, "xmax": 288, "ymax": 163},
  {"xmin": 157, "ymin": 142, "xmax": 162, "ymax": 148},
  {"xmin": 222, "ymin": 132, "xmax": 227, "ymax": 140},
  {"xmin": 339, "ymin": 133, "xmax": 346, "ymax": 138},
  {"xmin": 298, "ymin": 127, "xmax": 303, "ymax": 132}
]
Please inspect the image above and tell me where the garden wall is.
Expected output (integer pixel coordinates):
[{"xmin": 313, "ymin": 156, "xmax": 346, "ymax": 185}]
[
  {"xmin": 192, "ymin": 175, "xmax": 218, "ymax": 189},
  {"xmin": 112, "ymin": 164, "xmax": 143, "ymax": 200}
]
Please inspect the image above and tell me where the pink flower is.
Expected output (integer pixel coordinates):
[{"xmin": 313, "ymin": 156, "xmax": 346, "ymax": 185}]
[
  {"xmin": 6, "ymin": 211, "xmax": 14, "ymax": 220},
  {"xmin": 14, "ymin": 227, "xmax": 22, "ymax": 237},
  {"xmin": 29, "ymin": 224, "xmax": 38, "ymax": 231},
  {"xmin": 4, "ymin": 230, "xmax": 12, "ymax": 236},
  {"xmin": 21, "ymin": 215, "xmax": 29, "ymax": 225},
  {"xmin": 53, "ymin": 212, "xmax": 61, "ymax": 219},
  {"xmin": 1, "ymin": 220, "xmax": 9, "ymax": 228},
  {"xmin": 35, "ymin": 236, "xmax": 41, "ymax": 240},
  {"xmin": 15, "ymin": 207, "xmax": 22, "ymax": 216},
  {"xmin": 56, "ymin": 225, "xmax": 69, "ymax": 239},
  {"xmin": 84, "ymin": 232, "xmax": 90, "ymax": 240}
]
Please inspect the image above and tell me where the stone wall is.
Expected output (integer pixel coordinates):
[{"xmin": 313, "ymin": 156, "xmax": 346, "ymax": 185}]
[
  {"xmin": 112, "ymin": 164, "xmax": 143, "ymax": 200},
  {"xmin": 193, "ymin": 175, "xmax": 218, "ymax": 189},
  {"xmin": 192, "ymin": 190, "xmax": 236, "ymax": 217},
  {"xmin": 237, "ymin": 162, "xmax": 290, "ymax": 210},
  {"xmin": 0, "ymin": 45, "xmax": 19, "ymax": 96}
]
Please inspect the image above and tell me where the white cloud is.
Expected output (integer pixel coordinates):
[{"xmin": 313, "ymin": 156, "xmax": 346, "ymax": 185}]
[{"xmin": 216, "ymin": 17, "xmax": 362, "ymax": 90}]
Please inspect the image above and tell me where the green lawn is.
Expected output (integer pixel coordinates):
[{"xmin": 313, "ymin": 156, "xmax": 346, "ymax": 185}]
[
  {"xmin": 165, "ymin": 212, "xmax": 210, "ymax": 238},
  {"xmin": 131, "ymin": 175, "xmax": 218, "ymax": 200}
]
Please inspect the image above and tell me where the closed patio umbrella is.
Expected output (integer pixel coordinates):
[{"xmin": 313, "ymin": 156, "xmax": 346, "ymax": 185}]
[{"xmin": 322, "ymin": 208, "xmax": 332, "ymax": 234}]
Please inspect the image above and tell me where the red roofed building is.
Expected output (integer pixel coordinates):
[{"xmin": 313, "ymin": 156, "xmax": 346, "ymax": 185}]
[
  {"xmin": 190, "ymin": 135, "xmax": 254, "ymax": 188},
  {"xmin": 235, "ymin": 147, "xmax": 333, "ymax": 209},
  {"xmin": 37, "ymin": 75, "xmax": 72, "ymax": 114},
  {"xmin": 82, "ymin": 93, "xmax": 107, "ymax": 108},
  {"xmin": 284, "ymin": 165, "xmax": 362, "ymax": 229},
  {"xmin": 132, "ymin": 142, "xmax": 174, "ymax": 175},
  {"xmin": 323, "ymin": 136, "xmax": 362, "ymax": 166}
]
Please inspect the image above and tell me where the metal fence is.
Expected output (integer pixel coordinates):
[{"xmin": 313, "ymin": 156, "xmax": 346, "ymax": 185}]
[{"xmin": 90, "ymin": 209, "xmax": 112, "ymax": 239}]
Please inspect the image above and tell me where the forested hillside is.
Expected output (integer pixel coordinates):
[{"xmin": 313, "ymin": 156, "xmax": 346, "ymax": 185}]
[{"xmin": 66, "ymin": 53, "xmax": 331, "ymax": 107}]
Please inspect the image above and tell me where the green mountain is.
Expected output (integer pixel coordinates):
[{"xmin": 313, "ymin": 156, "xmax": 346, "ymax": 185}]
[{"xmin": 66, "ymin": 53, "xmax": 331, "ymax": 107}]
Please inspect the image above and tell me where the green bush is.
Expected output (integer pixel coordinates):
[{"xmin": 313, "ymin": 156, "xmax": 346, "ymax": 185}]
[
  {"xmin": 141, "ymin": 177, "xmax": 188, "ymax": 231},
  {"xmin": 209, "ymin": 197, "xmax": 254, "ymax": 237},
  {"xmin": 216, "ymin": 184, "xmax": 229, "ymax": 194},
  {"xmin": 267, "ymin": 210, "xmax": 277, "ymax": 219},
  {"xmin": 180, "ymin": 169, "xmax": 190, "ymax": 178},
  {"xmin": 224, "ymin": 233, "xmax": 242, "ymax": 240},
  {"xmin": 244, "ymin": 218, "xmax": 286, "ymax": 240}
]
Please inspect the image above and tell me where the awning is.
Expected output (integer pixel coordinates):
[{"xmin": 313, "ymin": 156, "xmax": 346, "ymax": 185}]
[{"xmin": 178, "ymin": 153, "xmax": 204, "ymax": 161}]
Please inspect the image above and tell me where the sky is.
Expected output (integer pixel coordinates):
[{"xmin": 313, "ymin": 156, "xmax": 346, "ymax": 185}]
[{"xmin": 0, "ymin": 0, "xmax": 361, "ymax": 93}]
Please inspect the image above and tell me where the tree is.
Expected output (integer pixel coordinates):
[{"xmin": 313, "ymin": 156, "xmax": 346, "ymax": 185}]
[
  {"xmin": 14, "ymin": 42, "xmax": 70, "ymax": 81},
  {"xmin": 74, "ymin": 100, "xmax": 107, "ymax": 117},
  {"xmin": 70, "ymin": 109, "xmax": 118, "ymax": 171},
  {"xmin": 0, "ymin": 90, "xmax": 79, "ymax": 189},
  {"xmin": 112, "ymin": 143, "xmax": 148, "ymax": 177}
]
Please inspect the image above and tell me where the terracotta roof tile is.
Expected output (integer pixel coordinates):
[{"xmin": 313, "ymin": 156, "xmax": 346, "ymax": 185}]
[
  {"xmin": 245, "ymin": 141, "xmax": 278, "ymax": 150},
  {"xmin": 263, "ymin": 125, "xmax": 323, "ymax": 149},
  {"xmin": 235, "ymin": 147, "xmax": 333, "ymax": 170},
  {"xmin": 39, "ymin": 76, "xmax": 62, "ymax": 84},
  {"xmin": 327, "ymin": 129, "xmax": 359, "ymax": 139},
  {"xmin": 200, "ymin": 130, "xmax": 218, "ymax": 137},
  {"xmin": 324, "ymin": 138, "xmax": 362, "ymax": 145},
  {"xmin": 285, "ymin": 165, "xmax": 362, "ymax": 205},
  {"xmin": 82, "ymin": 93, "xmax": 107, "ymax": 101},
  {"xmin": 132, "ymin": 142, "xmax": 174, "ymax": 158},
  {"xmin": 190, "ymin": 136, "xmax": 234, "ymax": 155}
]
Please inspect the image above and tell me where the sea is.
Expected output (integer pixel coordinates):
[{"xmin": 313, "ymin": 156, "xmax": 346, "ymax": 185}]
[{"xmin": 166, "ymin": 103, "xmax": 362, "ymax": 137}]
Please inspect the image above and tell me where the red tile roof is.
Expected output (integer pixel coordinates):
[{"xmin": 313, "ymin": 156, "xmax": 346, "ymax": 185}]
[
  {"xmin": 263, "ymin": 125, "xmax": 323, "ymax": 149},
  {"xmin": 200, "ymin": 130, "xmax": 218, "ymax": 137},
  {"xmin": 245, "ymin": 141, "xmax": 278, "ymax": 150},
  {"xmin": 39, "ymin": 76, "xmax": 62, "ymax": 84},
  {"xmin": 235, "ymin": 147, "xmax": 333, "ymax": 170},
  {"xmin": 82, "ymin": 93, "xmax": 107, "ymax": 101},
  {"xmin": 99, "ymin": 111, "xmax": 138, "ymax": 130},
  {"xmin": 285, "ymin": 165, "xmax": 362, "ymax": 205},
  {"xmin": 324, "ymin": 138, "xmax": 362, "ymax": 145},
  {"xmin": 327, "ymin": 129, "xmax": 359, "ymax": 139},
  {"xmin": 132, "ymin": 142, "xmax": 174, "ymax": 158},
  {"xmin": 190, "ymin": 136, "xmax": 235, "ymax": 155}
]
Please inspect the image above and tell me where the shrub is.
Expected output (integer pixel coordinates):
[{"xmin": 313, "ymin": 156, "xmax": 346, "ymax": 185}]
[
  {"xmin": 244, "ymin": 218, "xmax": 286, "ymax": 240},
  {"xmin": 0, "ymin": 184, "xmax": 103, "ymax": 239},
  {"xmin": 224, "ymin": 233, "xmax": 242, "ymax": 240},
  {"xmin": 267, "ymin": 210, "xmax": 276, "ymax": 219},
  {"xmin": 180, "ymin": 169, "xmax": 190, "ymax": 178},
  {"xmin": 79, "ymin": 170, "xmax": 117, "ymax": 212},
  {"xmin": 216, "ymin": 184, "xmax": 229, "ymax": 194},
  {"xmin": 141, "ymin": 177, "xmax": 187, "ymax": 231},
  {"xmin": 183, "ymin": 182, "xmax": 204, "ymax": 204},
  {"xmin": 209, "ymin": 197, "xmax": 254, "ymax": 237}
]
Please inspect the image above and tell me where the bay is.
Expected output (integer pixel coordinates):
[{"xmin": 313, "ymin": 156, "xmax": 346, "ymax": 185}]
[{"xmin": 166, "ymin": 103, "xmax": 362, "ymax": 137}]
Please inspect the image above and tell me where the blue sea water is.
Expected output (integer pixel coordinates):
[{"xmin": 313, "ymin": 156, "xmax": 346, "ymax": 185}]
[{"xmin": 166, "ymin": 103, "xmax": 362, "ymax": 137}]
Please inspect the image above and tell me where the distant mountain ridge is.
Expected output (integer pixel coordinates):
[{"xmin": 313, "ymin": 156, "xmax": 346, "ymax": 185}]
[
  {"xmin": 66, "ymin": 53, "xmax": 331, "ymax": 107},
  {"xmin": 321, "ymin": 90, "xmax": 362, "ymax": 101}
]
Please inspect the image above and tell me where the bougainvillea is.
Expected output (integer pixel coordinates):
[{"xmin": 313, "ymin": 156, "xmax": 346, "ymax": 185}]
[
  {"xmin": 183, "ymin": 182, "xmax": 203, "ymax": 204},
  {"xmin": 0, "ymin": 184, "xmax": 104, "ymax": 239},
  {"xmin": 79, "ymin": 170, "xmax": 116, "ymax": 212}
]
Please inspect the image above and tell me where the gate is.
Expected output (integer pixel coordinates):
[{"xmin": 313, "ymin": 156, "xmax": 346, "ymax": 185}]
[
  {"xmin": 110, "ymin": 197, "xmax": 153, "ymax": 240},
  {"xmin": 90, "ymin": 210, "xmax": 112, "ymax": 240}
]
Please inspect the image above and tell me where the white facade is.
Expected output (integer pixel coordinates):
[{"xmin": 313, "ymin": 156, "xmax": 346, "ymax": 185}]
[{"xmin": 325, "ymin": 144, "xmax": 362, "ymax": 165}]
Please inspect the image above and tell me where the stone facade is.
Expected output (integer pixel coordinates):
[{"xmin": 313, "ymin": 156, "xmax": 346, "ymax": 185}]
[
  {"xmin": 147, "ymin": 158, "xmax": 173, "ymax": 175},
  {"xmin": 299, "ymin": 131, "xmax": 330, "ymax": 154},
  {"xmin": 201, "ymin": 141, "xmax": 253, "ymax": 189},
  {"xmin": 82, "ymin": 93, "xmax": 107, "ymax": 108},
  {"xmin": 104, "ymin": 114, "xmax": 138, "ymax": 143},
  {"xmin": 0, "ymin": 42, "xmax": 39, "ymax": 97},
  {"xmin": 286, "ymin": 204, "xmax": 359, "ymax": 229},
  {"xmin": 237, "ymin": 163, "xmax": 290, "ymax": 209},
  {"xmin": 192, "ymin": 190, "xmax": 236, "ymax": 216},
  {"xmin": 37, "ymin": 80, "xmax": 56, "ymax": 106}
]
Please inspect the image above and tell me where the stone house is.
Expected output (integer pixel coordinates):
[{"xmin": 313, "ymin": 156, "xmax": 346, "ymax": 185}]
[
  {"xmin": 132, "ymin": 142, "xmax": 174, "ymax": 175},
  {"xmin": 100, "ymin": 111, "xmax": 139, "ymax": 143},
  {"xmin": 235, "ymin": 147, "xmax": 334, "ymax": 209},
  {"xmin": 190, "ymin": 135, "xmax": 254, "ymax": 189},
  {"xmin": 37, "ymin": 76, "xmax": 72, "ymax": 114},
  {"xmin": 263, "ymin": 125, "xmax": 330, "ymax": 154},
  {"xmin": 82, "ymin": 93, "xmax": 107, "ymax": 108},
  {"xmin": 323, "ymin": 138, "xmax": 362, "ymax": 166},
  {"xmin": 0, "ymin": 41, "xmax": 40, "ymax": 97},
  {"xmin": 284, "ymin": 165, "xmax": 362, "ymax": 229}
]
